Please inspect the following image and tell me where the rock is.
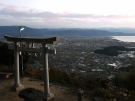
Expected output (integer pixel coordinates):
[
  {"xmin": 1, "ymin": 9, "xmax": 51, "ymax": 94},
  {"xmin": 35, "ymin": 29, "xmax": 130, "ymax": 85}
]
[{"xmin": 18, "ymin": 88, "xmax": 45, "ymax": 101}]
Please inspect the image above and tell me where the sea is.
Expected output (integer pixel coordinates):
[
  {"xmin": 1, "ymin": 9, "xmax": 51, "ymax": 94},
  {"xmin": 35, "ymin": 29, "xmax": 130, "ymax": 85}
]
[{"xmin": 112, "ymin": 36, "xmax": 135, "ymax": 42}]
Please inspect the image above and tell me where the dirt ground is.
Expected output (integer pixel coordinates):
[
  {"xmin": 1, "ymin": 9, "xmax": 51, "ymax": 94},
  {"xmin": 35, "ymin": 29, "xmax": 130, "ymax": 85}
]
[{"xmin": 0, "ymin": 75, "xmax": 89, "ymax": 101}]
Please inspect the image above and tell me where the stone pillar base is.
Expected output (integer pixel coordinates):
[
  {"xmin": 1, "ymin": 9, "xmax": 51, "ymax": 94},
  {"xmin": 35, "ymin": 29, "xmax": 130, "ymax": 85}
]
[
  {"xmin": 11, "ymin": 84, "xmax": 24, "ymax": 91},
  {"xmin": 44, "ymin": 93, "xmax": 54, "ymax": 101}
]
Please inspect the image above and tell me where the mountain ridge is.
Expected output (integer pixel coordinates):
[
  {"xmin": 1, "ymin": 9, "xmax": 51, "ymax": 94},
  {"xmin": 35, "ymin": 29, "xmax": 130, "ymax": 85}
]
[{"xmin": 0, "ymin": 26, "xmax": 135, "ymax": 37}]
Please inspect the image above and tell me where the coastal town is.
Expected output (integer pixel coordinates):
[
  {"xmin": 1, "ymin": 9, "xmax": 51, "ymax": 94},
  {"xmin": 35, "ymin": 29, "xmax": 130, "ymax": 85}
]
[{"xmin": 28, "ymin": 36, "xmax": 135, "ymax": 79}]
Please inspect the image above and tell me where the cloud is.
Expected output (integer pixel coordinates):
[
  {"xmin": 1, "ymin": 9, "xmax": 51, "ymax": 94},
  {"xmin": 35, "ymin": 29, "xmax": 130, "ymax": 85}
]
[
  {"xmin": 0, "ymin": 3, "xmax": 18, "ymax": 13},
  {"xmin": 0, "ymin": 2, "xmax": 135, "ymax": 28},
  {"xmin": 0, "ymin": 3, "xmax": 7, "ymax": 7}
]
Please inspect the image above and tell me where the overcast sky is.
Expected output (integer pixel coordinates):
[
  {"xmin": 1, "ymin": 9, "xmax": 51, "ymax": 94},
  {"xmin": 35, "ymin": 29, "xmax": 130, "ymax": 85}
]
[{"xmin": 0, "ymin": 0, "xmax": 135, "ymax": 28}]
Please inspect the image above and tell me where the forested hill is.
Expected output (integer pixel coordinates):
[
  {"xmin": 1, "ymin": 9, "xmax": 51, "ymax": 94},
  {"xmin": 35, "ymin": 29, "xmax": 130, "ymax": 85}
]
[
  {"xmin": 0, "ymin": 26, "xmax": 135, "ymax": 37},
  {"xmin": 94, "ymin": 46, "xmax": 135, "ymax": 56}
]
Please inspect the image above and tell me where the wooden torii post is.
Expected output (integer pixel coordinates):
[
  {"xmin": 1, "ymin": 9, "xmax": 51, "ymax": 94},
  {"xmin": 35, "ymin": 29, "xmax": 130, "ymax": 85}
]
[{"xmin": 4, "ymin": 35, "xmax": 60, "ymax": 100}]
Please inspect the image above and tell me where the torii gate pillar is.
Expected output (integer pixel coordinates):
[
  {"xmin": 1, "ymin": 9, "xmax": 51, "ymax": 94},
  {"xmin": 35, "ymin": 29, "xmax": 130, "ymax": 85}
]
[
  {"xmin": 42, "ymin": 44, "xmax": 54, "ymax": 98},
  {"xmin": 11, "ymin": 42, "xmax": 24, "ymax": 91}
]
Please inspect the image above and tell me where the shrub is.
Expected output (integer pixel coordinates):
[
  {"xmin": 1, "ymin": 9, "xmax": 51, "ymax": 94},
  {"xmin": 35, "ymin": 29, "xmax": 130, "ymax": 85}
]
[{"xmin": 0, "ymin": 65, "xmax": 11, "ymax": 72}]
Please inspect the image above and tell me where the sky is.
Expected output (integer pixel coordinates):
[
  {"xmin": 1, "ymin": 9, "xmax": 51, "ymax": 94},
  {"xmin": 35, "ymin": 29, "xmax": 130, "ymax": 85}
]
[{"xmin": 0, "ymin": 0, "xmax": 135, "ymax": 28}]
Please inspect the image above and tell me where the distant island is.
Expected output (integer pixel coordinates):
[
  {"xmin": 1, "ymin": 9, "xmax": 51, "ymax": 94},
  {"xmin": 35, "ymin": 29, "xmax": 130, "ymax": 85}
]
[{"xmin": 94, "ymin": 46, "xmax": 135, "ymax": 56}]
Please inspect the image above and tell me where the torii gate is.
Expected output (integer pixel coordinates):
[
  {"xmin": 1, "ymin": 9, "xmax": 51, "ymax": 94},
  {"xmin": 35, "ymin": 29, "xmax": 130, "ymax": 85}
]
[{"xmin": 4, "ymin": 35, "xmax": 60, "ymax": 100}]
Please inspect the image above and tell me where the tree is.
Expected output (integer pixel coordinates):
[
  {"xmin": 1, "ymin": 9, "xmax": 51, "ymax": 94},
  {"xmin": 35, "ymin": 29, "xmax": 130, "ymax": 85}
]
[
  {"xmin": 0, "ymin": 43, "xmax": 14, "ymax": 66},
  {"xmin": 0, "ymin": 42, "xmax": 30, "ymax": 70}
]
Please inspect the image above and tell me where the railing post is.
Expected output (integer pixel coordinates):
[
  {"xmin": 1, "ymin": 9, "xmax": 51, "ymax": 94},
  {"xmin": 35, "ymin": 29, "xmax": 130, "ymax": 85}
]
[{"xmin": 78, "ymin": 90, "xmax": 83, "ymax": 101}]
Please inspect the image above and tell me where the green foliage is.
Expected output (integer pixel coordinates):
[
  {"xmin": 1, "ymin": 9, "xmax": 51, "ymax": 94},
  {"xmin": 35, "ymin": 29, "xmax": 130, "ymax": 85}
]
[
  {"xmin": 0, "ymin": 43, "xmax": 14, "ymax": 66},
  {"xmin": 89, "ymin": 88, "xmax": 105, "ymax": 97},
  {"xmin": 128, "ymin": 90, "xmax": 135, "ymax": 100},
  {"xmin": 114, "ymin": 70, "xmax": 135, "ymax": 91},
  {"xmin": 49, "ymin": 67, "xmax": 135, "ymax": 100},
  {"xmin": 0, "ymin": 65, "xmax": 11, "ymax": 72},
  {"xmin": 25, "ymin": 66, "xmax": 43, "ymax": 79},
  {"xmin": 0, "ymin": 42, "xmax": 30, "ymax": 70},
  {"xmin": 119, "ymin": 65, "xmax": 135, "ymax": 72},
  {"xmin": 94, "ymin": 46, "xmax": 135, "ymax": 56}
]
